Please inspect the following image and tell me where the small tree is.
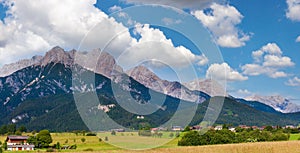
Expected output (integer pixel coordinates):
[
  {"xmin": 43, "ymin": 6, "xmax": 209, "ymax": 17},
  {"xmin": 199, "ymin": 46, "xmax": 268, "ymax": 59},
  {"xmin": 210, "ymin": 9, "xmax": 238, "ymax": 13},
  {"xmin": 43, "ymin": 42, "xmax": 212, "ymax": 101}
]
[
  {"xmin": 17, "ymin": 125, "xmax": 27, "ymax": 133},
  {"xmin": 81, "ymin": 138, "xmax": 86, "ymax": 143},
  {"xmin": 183, "ymin": 126, "xmax": 191, "ymax": 132},
  {"xmin": 65, "ymin": 139, "xmax": 68, "ymax": 144},
  {"xmin": 169, "ymin": 133, "xmax": 174, "ymax": 138},
  {"xmin": 111, "ymin": 131, "xmax": 116, "ymax": 135},
  {"xmin": 2, "ymin": 142, "xmax": 7, "ymax": 150},
  {"xmin": 15, "ymin": 130, "xmax": 22, "ymax": 136},
  {"xmin": 158, "ymin": 133, "xmax": 163, "ymax": 138},
  {"xmin": 105, "ymin": 136, "xmax": 108, "ymax": 141},
  {"xmin": 36, "ymin": 130, "xmax": 53, "ymax": 148},
  {"xmin": 55, "ymin": 142, "xmax": 61, "ymax": 150}
]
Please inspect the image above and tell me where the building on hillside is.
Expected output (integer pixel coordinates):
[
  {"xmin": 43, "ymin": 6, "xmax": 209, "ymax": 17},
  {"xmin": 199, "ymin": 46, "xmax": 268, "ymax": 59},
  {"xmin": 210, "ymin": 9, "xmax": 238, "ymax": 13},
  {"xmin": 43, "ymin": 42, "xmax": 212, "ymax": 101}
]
[
  {"xmin": 171, "ymin": 126, "xmax": 183, "ymax": 131},
  {"xmin": 110, "ymin": 128, "xmax": 125, "ymax": 132},
  {"xmin": 214, "ymin": 125, "xmax": 223, "ymax": 130},
  {"xmin": 6, "ymin": 136, "xmax": 35, "ymax": 151}
]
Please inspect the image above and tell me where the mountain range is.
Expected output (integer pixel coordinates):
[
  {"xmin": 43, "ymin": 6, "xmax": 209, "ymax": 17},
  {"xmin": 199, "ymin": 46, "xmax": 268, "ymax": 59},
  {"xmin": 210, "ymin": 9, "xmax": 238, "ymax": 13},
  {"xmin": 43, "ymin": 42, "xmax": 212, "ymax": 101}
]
[{"xmin": 1, "ymin": 46, "xmax": 300, "ymax": 131}]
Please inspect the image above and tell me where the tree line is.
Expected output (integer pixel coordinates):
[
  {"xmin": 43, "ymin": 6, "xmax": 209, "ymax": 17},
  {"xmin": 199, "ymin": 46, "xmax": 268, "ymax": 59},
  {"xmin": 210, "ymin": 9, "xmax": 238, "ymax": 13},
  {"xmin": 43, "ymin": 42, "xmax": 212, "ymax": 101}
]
[{"xmin": 178, "ymin": 126, "xmax": 291, "ymax": 146}]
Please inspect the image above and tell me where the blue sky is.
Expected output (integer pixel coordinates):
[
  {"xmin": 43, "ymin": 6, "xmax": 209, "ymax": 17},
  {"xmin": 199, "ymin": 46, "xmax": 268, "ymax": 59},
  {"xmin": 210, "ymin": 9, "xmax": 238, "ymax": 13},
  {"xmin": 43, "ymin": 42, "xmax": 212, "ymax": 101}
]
[{"xmin": 0, "ymin": 0, "xmax": 299, "ymax": 102}]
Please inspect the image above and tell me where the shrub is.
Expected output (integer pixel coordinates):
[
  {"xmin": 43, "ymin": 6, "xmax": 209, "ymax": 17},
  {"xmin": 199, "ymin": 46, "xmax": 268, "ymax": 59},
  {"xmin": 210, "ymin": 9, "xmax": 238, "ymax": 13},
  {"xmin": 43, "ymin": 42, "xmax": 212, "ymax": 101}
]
[
  {"xmin": 81, "ymin": 138, "xmax": 86, "ymax": 143},
  {"xmin": 83, "ymin": 148, "xmax": 93, "ymax": 151},
  {"xmin": 111, "ymin": 131, "xmax": 116, "ymax": 135},
  {"xmin": 69, "ymin": 144, "xmax": 77, "ymax": 149},
  {"xmin": 46, "ymin": 148, "xmax": 54, "ymax": 152},
  {"xmin": 86, "ymin": 133, "xmax": 96, "ymax": 136}
]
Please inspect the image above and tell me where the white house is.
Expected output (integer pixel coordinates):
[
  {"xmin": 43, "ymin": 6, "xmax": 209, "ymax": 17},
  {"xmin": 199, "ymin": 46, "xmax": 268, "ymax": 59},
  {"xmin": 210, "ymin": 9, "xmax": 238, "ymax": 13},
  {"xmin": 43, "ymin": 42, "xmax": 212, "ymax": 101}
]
[{"xmin": 6, "ymin": 136, "xmax": 34, "ymax": 151}]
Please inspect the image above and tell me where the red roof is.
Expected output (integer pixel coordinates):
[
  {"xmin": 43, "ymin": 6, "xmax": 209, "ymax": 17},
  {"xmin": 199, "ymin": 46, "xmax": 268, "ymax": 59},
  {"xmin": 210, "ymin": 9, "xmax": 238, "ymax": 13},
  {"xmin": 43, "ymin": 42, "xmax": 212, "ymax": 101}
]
[{"xmin": 6, "ymin": 136, "xmax": 29, "ymax": 141}]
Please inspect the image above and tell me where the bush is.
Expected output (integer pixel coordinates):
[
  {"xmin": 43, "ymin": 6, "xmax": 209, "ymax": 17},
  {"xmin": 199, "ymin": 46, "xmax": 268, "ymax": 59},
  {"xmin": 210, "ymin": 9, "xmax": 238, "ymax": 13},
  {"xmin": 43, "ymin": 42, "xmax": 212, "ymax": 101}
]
[
  {"xmin": 86, "ymin": 133, "xmax": 96, "ymax": 136},
  {"xmin": 83, "ymin": 148, "xmax": 93, "ymax": 151},
  {"xmin": 46, "ymin": 148, "xmax": 54, "ymax": 152},
  {"xmin": 111, "ymin": 131, "xmax": 116, "ymax": 135},
  {"xmin": 178, "ymin": 131, "xmax": 201, "ymax": 146},
  {"xmin": 81, "ymin": 138, "xmax": 86, "ymax": 143},
  {"xmin": 69, "ymin": 144, "xmax": 77, "ymax": 149},
  {"xmin": 138, "ymin": 130, "xmax": 152, "ymax": 137}
]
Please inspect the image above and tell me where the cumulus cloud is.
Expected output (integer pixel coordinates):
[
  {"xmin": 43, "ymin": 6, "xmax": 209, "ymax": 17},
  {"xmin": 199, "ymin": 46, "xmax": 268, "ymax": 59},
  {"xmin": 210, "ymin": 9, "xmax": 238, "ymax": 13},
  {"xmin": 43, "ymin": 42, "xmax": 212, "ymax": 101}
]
[
  {"xmin": 0, "ymin": 0, "xmax": 134, "ymax": 65},
  {"xmin": 192, "ymin": 3, "xmax": 250, "ymax": 48},
  {"xmin": 109, "ymin": 5, "xmax": 122, "ymax": 13},
  {"xmin": 230, "ymin": 89, "xmax": 253, "ymax": 98},
  {"xmin": 206, "ymin": 63, "xmax": 248, "ymax": 82},
  {"xmin": 118, "ymin": 24, "xmax": 208, "ymax": 68},
  {"xmin": 296, "ymin": 36, "xmax": 300, "ymax": 42},
  {"xmin": 242, "ymin": 43, "xmax": 294, "ymax": 78},
  {"xmin": 0, "ymin": 0, "xmax": 207, "ymax": 70},
  {"xmin": 286, "ymin": 0, "xmax": 300, "ymax": 21},
  {"xmin": 122, "ymin": 0, "xmax": 223, "ymax": 10},
  {"xmin": 162, "ymin": 17, "xmax": 182, "ymax": 25},
  {"xmin": 286, "ymin": 77, "xmax": 300, "ymax": 86}
]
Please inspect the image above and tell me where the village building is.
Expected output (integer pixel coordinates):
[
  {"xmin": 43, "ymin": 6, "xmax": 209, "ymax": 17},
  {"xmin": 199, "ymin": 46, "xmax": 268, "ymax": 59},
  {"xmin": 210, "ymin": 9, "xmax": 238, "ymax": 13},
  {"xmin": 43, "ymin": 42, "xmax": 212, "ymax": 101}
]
[
  {"xmin": 171, "ymin": 126, "xmax": 183, "ymax": 131},
  {"xmin": 6, "ymin": 136, "xmax": 34, "ymax": 151},
  {"xmin": 214, "ymin": 125, "xmax": 223, "ymax": 130}
]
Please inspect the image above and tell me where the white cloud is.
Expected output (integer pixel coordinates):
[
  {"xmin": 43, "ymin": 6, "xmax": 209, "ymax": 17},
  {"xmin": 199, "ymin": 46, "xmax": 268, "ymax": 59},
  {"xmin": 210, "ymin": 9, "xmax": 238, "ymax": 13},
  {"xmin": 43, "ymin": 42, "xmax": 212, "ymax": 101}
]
[
  {"xmin": 242, "ymin": 43, "xmax": 294, "ymax": 78},
  {"xmin": 197, "ymin": 54, "xmax": 209, "ymax": 66},
  {"xmin": 162, "ymin": 17, "xmax": 182, "ymax": 25},
  {"xmin": 118, "ymin": 24, "xmax": 208, "ymax": 68},
  {"xmin": 122, "ymin": 0, "xmax": 223, "ymax": 10},
  {"xmin": 192, "ymin": 3, "xmax": 250, "ymax": 48},
  {"xmin": 109, "ymin": 5, "xmax": 122, "ymax": 13},
  {"xmin": 230, "ymin": 89, "xmax": 253, "ymax": 98},
  {"xmin": 0, "ymin": 0, "xmax": 210, "ymax": 70},
  {"xmin": 0, "ymin": 0, "xmax": 134, "ymax": 65},
  {"xmin": 296, "ymin": 36, "xmax": 300, "ymax": 42},
  {"xmin": 286, "ymin": 0, "xmax": 300, "ymax": 21},
  {"xmin": 206, "ymin": 63, "xmax": 248, "ymax": 82},
  {"xmin": 261, "ymin": 43, "xmax": 282, "ymax": 55},
  {"xmin": 236, "ymin": 89, "xmax": 251, "ymax": 95},
  {"xmin": 263, "ymin": 55, "xmax": 294, "ymax": 67},
  {"xmin": 286, "ymin": 77, "xmax": 300, "ymax": 86}
]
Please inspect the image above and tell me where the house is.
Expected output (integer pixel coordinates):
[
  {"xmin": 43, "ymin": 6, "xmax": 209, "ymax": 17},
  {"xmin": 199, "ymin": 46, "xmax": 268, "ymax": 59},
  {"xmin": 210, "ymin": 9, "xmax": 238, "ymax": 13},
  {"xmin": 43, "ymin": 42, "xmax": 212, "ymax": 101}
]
[
  {"xmin": 229, "ymin": 127, "xmax": 236, "ymax": 132},
  {"xmin": 110, "ymin": 128, "xmax": 125, "ymax": 132},
  {"xmin": 6, "ymin": 136, "xmax": 34, "ymax": 151},
  {"xmin": 214, "ymin": 125, "xmax": 223, "ymax": 131},
  {"xmin": 171, "ymin": 126, "xmax": 183, "ymax": 131}
]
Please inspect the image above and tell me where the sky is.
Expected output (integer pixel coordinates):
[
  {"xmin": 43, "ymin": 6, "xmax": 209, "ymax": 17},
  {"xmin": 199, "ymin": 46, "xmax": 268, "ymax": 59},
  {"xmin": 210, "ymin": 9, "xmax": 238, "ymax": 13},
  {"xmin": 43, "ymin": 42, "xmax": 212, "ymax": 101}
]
[{"xmin": 0, "ymin": 0, "xmax": 299, "ymax": 103}]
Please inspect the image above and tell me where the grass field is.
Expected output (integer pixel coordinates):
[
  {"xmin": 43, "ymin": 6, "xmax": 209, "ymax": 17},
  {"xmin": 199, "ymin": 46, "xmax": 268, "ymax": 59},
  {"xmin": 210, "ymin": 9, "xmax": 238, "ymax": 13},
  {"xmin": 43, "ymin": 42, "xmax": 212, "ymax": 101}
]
[
  {"xmin": 92, "ymin": 141, "xmax": 300, "ymax": 153},
  {"xmin": 2, "ymin": 133, "xmax": 300, "ymax": 152},
  {"xmin": 289, "ymin": 134, "xmax": 300, "ymax": 140},
  {"xmin": 50, "ymin": 132, "xmax": 179, "ymax": 151}
]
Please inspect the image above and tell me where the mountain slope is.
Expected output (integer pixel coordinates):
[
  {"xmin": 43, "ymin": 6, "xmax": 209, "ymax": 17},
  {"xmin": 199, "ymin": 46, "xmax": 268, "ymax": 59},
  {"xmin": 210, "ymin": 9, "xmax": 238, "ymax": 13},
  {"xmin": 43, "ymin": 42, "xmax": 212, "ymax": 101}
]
[
  {"xmin": 245, "ymin": 95, "xmax": 300, "ymax": 113},
  {"xmin": 126, "ymin": 65, "xmax": 210, "ymax": 103},
  {"xmin": 183, "ymin": 79, "xmax": 228, "ymax": 97},
  {"xmin": 0, "ymin": 55, "xmax": 43, "ymax": 77}
]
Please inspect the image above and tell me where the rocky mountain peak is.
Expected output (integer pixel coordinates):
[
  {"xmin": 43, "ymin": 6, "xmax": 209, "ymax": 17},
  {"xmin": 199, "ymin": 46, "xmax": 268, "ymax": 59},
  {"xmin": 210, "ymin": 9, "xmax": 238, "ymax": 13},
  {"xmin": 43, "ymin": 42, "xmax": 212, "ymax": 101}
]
[
  {"xmin": 126, "ymin": 65, "xmax": 208, "ymax": 103},
  {"xmin": 183, "ymin": 79, "xmax": 227, "ymax": 97},
  {"xmin": 126, "ymin": 65, "xmax": 160, "ymax": 83},
  {"xmin": 0, "ymin": 55, "xmax": 43, "ymax": 77},
  {"xmin": 245, "ymin": 95, "xmax": 300, "ymax": 113},
  {"xmin": 39, "ymin": 46, "xmax": 75, "ymax": 66}
]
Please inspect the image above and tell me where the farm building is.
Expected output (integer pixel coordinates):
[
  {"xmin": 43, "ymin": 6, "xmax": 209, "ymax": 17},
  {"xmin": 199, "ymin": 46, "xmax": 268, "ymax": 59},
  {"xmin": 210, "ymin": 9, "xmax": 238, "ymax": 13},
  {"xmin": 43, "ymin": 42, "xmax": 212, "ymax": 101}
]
[{"xmin": 6, "ymin": 136, "xmax": 35, "ymax": 151}]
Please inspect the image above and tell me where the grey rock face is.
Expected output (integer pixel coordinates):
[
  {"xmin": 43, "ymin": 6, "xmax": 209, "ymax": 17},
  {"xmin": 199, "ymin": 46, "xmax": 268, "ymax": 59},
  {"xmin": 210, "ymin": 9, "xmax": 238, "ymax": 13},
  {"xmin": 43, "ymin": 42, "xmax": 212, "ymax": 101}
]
[
  {"xmin": 245, "ymin": 95, "xmax": 300, "ymax": 113},
  {"xmin": 126, "ymin": 66, "xmax": 207, "ymax": 103},
  {"xmin": 0, "ymin": 55, "xmax": 43, "ymax": 77}
]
